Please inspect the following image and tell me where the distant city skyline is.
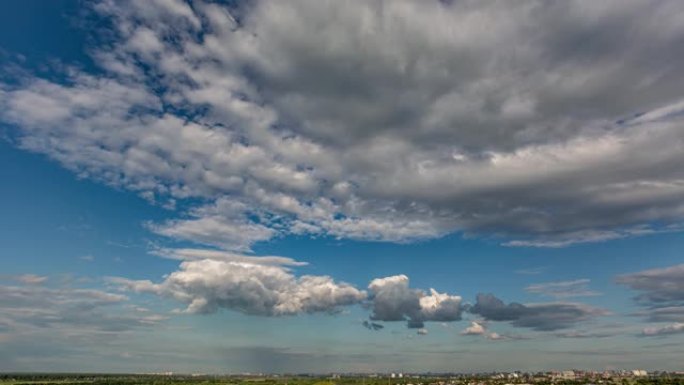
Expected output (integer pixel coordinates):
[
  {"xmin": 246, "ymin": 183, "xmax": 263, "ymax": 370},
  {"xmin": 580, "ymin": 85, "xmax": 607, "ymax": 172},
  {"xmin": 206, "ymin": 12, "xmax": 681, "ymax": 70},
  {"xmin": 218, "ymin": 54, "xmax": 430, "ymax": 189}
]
[{"xmin": 1, "ymin": 0, "xmax": 684, "ymax": 373}]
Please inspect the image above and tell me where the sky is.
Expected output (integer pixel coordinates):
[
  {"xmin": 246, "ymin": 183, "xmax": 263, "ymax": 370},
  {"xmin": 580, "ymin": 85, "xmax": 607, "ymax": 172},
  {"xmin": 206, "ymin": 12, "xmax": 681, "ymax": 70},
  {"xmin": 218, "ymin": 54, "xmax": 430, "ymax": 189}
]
[{"xmin": 1, "ymin": 0, "xmax": 684, "ymax": 374}]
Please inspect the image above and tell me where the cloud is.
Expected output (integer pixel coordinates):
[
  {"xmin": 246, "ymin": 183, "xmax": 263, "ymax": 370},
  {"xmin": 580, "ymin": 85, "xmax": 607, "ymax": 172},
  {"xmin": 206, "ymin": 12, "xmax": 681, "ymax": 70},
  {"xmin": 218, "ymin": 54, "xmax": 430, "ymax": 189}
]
[
  {"xmin": 16, "ymin": 274, "xmax": 48, "ymax": 285},
  {"xmin": 416, "ymin": 328, "xmax": 428, "ymax": 336},
  {"xmin": 555, "ymin": 330, "xmax": 619, "ymax": 339},
  {"xmin": 362, "ymin": 320, "xmax": 384, "ymax": 331},
  {"xmin": 459, "ymin": 321, "xmax": 516, "ymax": 341},
  {"xmin": 637, "ymin": 307, "xmax": 684, "ymax": 323},
  {"xmin": 0, "ymin": 281, "xmax": 164, "ymax": 333},
  {"xmin": 111, "ymin": 258, "xmax": 366, "ymax": 315},
  {"xmin": 469, "ymin": 293, "xmax": 608, "ymax": 331},
  {"xmin": 112, "ymin": 258, "xmax": 465, "ymax": 329},
  {"xmin": 525, "ymin": 279, "xmax": 600, "ymax": 299},
  {"xmin": 2, "ymin": 0, "xmax": 684, "ymax": 250},
  {"xmin": 616, "ymin": 264, "xmax": 684, "ymax": 306},
  {"xmin": 642, "ymin": 323, "xmax": 684, "ymax": 337},
  {"xmin": 150, "ymin": 247, "xmax": 308, "ymax": 266},
  {"xmin": 514, "ymin": 267, "xmax": 546, "ymax": 275},
  {"xmin": 461, "ymin": 321, "xmax": 486, "ymax": 336},
  {"xmin": 367, "ymin": 275, "xmax": 462, "ymax": 328}
]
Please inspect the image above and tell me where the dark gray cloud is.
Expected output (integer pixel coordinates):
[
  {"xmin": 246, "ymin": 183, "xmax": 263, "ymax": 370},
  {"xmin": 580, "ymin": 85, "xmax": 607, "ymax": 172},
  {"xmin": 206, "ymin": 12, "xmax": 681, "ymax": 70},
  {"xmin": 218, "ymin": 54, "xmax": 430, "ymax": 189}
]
[
  {"xmin": 616, "ymin": 264, "xmax": 684, "ymax": 336},
  {"xmin": 469, "ymin": 293, "xmax": 607, "ymax": 331},
  {"xmin": 638, "ymin": 307, "xmax": 684, "ymax": 323},
  {"xmin": 2, "ymin": 0, "xmax": 684, "ymax": 252},
  {"xmin": 616, "ymin": 264, "xmax": 684, "ymax": 306},
  {"xmin": 362, "ymin": 320, "xmax": 384, "ymax": 331}
]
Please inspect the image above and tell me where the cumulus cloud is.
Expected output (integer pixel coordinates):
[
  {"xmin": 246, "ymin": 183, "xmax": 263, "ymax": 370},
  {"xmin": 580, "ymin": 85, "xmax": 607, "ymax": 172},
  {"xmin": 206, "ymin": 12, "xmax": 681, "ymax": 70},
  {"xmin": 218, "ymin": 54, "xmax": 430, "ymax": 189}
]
[
  {"xmin": 367, "ymin": 275, "xmax": 462, "ymax": 328},
  {"xmin": 469, "ymin": 293, "xmax": 607, "ymax": 331},
  {"xmin": 460, "ymin": 321, "xmax": 486, "ymax": 336},
  {"xmin": 459, "ymin": 321, "xmax": 513, "ymax": 341},
  {"xmin": 111, "ymin": 258, "xmax": 366, "ymax": 315},
  {"xmin": 486, "ymin": 332, "xmax": 504, "ymax": 341},
  {"xmin": 2, "ymin": 0, "xmax": 684, "ymax": 251},
  {"xmin": 616, "ymin": 264, "xmax": 684, "ymax": 306},
  {"xmin": 525, "ymin": 279, "xmax": 600, "ymax": 299},
  {"xmin": 111, "ymin": 259, "xmax": 466, "ymax": 329}
]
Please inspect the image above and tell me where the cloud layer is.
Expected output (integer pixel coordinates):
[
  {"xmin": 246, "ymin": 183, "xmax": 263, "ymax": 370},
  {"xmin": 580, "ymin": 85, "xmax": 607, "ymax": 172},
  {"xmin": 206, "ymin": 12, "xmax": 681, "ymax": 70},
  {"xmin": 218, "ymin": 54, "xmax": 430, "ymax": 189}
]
[
  {"xmin": 2, "ymin": 0, "xmax": 684, "ymax": 251},
  {"xmin": 617, "ymin": 264, "xmax": 684, "ymax": 336}
]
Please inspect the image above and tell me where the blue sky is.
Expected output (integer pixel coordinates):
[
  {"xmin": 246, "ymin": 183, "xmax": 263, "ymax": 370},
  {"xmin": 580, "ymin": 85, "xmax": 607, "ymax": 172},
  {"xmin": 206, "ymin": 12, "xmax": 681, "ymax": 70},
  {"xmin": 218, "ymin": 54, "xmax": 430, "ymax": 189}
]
[{"xmin": 1, "ymin": 0, "xmax": 684, "ymax": 373}]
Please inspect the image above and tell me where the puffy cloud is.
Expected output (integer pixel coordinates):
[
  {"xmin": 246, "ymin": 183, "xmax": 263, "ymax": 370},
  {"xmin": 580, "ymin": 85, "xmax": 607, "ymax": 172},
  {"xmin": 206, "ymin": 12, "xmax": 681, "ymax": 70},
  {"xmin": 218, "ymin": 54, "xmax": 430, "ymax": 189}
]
[
  {"xmin": 2, "ymin": 0, "xmax": 684, "ymax": 250},
  {"xmin": 367, "ymin": 275, "xmax": 462, "ymax": 328},
  {"xmin": 525, "ymin": 279, "xmax": 600, "ymax": 299},
  {"xmin": 616, "ymin": 264, "xmax": 684, "ymax": 306},
  {"xmin": 460, "ymin": 321, "xmax": 486, "ymax": 336},
  {"xmin": 112, "ymin": 260, "xmax": 465, "ymax": 328},
  {"xmin": 642, "ymin": 323, "xmax": 684, "ymax": 337},
  {"xmin": 486, "ymin": 332, "xmax": 504, "ymax": 341},
  {"xmin": 459, "ymin": 321, "xmax": 513, "ymax": 341},
  {"xmin": 469, "ymin": 293, "xmax": 608, "ymax": 331},
  {"xmin": 416, "ymin": 328, "xmax": 428, "ymax": 336},
  {"xmin": 111, "ymin": 258, "xmax": 366, "ymax": 315}
]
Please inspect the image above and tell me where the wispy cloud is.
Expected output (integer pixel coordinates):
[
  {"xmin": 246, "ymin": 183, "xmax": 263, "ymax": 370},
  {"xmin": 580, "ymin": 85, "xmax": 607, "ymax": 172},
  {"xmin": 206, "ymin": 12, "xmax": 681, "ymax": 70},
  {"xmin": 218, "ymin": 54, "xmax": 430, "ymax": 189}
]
[{"xmin": 525, "ymin": 279, "xmax": 601, "ymax": 299}]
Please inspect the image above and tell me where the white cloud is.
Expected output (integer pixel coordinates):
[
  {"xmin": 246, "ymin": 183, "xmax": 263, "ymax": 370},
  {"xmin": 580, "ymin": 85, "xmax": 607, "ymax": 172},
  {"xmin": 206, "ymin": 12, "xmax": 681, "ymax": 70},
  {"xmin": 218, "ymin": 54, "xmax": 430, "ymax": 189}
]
[
  {"xmin": 111, "ymin": 256, "xmax": 465, "ymax": 329},
  {"xmin": 460, "ymin": 321, "xmax": 486, "ymax": 336},
  {"xmin": 16, "ymin": 274, "xmax": 48, "ymax": 285},
  {"xmin": 111, "ymin": 258, "xmax": 366, "ymax": 315},
  {"xmin": 486, "ymin": 332, "xmax": 504, "ymax": 341},
  {"xmin": 642, "ymin": 323, "xmax": 684, "ymax": 337}
]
